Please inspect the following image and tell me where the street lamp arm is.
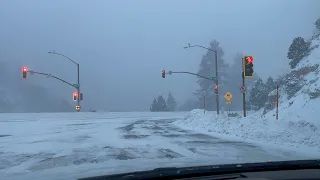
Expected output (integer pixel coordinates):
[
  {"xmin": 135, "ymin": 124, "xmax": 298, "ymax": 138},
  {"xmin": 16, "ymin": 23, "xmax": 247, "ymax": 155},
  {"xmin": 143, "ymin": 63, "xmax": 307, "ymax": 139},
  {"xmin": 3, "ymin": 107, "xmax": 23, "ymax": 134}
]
[
  {"xmin": 28, "ymin": 70, "xmax": 76, "ymax": 88},
  {"xmin": 184, "ymin": 44, "xmax": 217, "ymax": 53},
  {"xmin": 48, "ymin": 51, "xmax": 78, "ymax": 65},
  {"xmin": 170, "ymin": 71, "xmax": 214, "ymax": 81}
]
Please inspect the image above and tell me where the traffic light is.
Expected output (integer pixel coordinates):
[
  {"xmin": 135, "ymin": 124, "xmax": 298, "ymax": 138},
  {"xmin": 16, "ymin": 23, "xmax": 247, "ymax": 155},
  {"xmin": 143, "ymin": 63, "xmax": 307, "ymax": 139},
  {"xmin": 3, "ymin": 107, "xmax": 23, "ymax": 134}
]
[
  {"xmin": 243, "ymin": 56, "xmax": 254, "ymax": 78},
  {"xmin": 22, "ymin": 66, "xmax": 28, "ymax": 79},
  {"xmin": 80, "ymin": 93, "xmax": 83, "ymax": 101},
  {"xmin": 214, "ymin": 84, "xmax": 218, "ymax": 94},
  {"xmin": 162, "ymin": 70, "xmax": 165, "ymax": 78},
  {"xmin": 73, "ymin": 92, "xmax": 78, "ymax": 101}
]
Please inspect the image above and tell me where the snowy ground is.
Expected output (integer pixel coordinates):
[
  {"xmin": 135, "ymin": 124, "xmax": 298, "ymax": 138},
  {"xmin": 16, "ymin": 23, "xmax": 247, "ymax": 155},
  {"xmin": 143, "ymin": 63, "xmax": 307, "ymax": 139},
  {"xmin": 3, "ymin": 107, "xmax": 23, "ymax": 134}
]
[
  {"xmin": 174, "ymin": 109, "xmax": 320, "ymax": 156},
  {"xmin": 173, "ymin": 39, "xmax": 320, "ymax": 158},
  {"xmin": 0, "ymin": 112, "xmax": 312, "ymax": 180}
]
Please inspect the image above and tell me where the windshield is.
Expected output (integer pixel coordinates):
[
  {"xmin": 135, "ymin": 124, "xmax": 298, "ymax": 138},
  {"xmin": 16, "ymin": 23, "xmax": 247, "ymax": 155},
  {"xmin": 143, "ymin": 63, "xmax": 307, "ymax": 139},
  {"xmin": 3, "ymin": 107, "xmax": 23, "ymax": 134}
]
[{"xmin": 0, "ymin": 0, "xmax": 320, "ymax": 180}]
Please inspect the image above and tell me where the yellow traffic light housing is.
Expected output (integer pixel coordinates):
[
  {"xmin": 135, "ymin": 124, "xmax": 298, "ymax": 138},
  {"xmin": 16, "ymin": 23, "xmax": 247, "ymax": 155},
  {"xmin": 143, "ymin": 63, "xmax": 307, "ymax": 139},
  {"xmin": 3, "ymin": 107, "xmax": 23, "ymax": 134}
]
[{"xmin": 243, "ymin": 56, "xmax": 254, "ymax": 78}]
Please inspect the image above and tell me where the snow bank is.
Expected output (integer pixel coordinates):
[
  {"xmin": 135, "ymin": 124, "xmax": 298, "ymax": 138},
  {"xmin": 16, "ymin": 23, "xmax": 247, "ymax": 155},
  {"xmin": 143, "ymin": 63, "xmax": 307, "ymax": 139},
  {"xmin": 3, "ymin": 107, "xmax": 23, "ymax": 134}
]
[
  {"xmin": 174, "ymin": 39, "xmax": 320, "ymax": 154},
  {"xmin": 175, "ymin": 108, "xmax": 320, "ymax": 153}
]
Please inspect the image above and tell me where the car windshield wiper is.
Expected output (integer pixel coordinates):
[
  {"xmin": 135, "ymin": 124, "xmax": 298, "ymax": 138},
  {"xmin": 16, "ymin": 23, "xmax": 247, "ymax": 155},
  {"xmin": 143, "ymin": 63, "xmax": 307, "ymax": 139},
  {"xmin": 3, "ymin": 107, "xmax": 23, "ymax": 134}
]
[{"xmin": 78, "ymin": 159, "xmax": 320, "ymax": 180}]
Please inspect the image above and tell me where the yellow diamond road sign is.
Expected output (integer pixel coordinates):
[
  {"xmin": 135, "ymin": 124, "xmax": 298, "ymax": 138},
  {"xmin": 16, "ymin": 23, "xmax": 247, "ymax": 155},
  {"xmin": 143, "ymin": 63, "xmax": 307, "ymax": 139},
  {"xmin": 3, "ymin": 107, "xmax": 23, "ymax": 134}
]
[{"xmin": 224, "ymin": 92, "xmax": 233, "ymax": 101}]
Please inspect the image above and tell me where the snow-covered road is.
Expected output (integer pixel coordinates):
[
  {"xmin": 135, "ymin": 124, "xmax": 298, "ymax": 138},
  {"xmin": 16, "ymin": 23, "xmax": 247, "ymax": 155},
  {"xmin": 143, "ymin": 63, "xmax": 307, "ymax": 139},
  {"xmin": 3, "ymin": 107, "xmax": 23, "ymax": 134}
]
[{"xmin": 0, "ymin": 112, "xmax": 310, "ymax": 180}]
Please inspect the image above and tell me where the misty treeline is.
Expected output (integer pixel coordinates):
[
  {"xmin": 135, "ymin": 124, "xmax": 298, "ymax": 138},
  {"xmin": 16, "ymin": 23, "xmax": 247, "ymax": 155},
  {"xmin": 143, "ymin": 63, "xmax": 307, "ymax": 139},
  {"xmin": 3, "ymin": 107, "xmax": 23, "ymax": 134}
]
[
  {"xmin": 0, "ymin": 61, "xmax": 74, "ymax": 113},
  {"xmin": 150, "ymin": 91, "xmax": 177, "ymax": 112},
  {"xmin": 178, "ymin": 17, "xmax": 320, "ymax": 112}
]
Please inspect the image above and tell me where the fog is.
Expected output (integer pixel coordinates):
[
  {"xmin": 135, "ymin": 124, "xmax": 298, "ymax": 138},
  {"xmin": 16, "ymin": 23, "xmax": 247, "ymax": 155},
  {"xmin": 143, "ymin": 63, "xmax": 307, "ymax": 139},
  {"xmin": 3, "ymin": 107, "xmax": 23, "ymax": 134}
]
[{"xmin": 0, "ymin": 0, "xmax": 319, "ymax": 111}]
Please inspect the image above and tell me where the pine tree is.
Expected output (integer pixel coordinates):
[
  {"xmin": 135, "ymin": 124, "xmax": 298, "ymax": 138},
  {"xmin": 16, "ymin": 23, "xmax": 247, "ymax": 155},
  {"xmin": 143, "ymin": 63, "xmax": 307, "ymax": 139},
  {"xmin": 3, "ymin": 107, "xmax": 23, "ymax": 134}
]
[
  {"xmin": 284, "ymin": 73, "xmax": 304, "ymax": 99},
  {"xmin": 195, "ymin": 39, "xmax": 229, "ymax": 110},
  {"xmin": 166, "ymin": 91, "xmax": 177, "ymax": 111},
  {"xmin": 287, "ymin": 37, "xmax": 310, "ymax": 69},
  {"xmin": 150, "ymin": 98, "xmax": 158, "ymax": 112},
  {"xmin": 248, "ymin": 77, "xmax": 269, "ymax": 110},
  {"xmin": 156, "ymin": 95, "xmax": 166, "ymax": 111},
  {"xmin": 315, "ymin": 17, "xmax": 320, "ymax": 31}
]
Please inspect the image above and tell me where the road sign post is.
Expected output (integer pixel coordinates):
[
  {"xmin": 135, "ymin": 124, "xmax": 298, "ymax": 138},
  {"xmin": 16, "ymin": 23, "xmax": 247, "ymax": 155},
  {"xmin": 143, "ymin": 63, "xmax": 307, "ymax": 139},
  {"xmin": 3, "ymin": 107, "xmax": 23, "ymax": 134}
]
[
  {"xmin": 224, "ymin": 92, "xmax": 233, "ymax": 101},
  {"xmin": 224, "ymin": 92, "xmax": 232, "ymax": 105}
]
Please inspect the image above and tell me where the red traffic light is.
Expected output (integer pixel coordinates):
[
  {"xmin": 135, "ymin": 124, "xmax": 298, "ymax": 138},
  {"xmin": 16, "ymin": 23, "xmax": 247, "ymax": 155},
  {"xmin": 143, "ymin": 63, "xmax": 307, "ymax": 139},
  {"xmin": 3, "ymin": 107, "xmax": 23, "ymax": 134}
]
[
  {"xmin": 73, "ymin": 92, "xmax": 78, "ymax": 101},
  {"xmin": 246, "ymin": 56, "xmax": 253, "ymax": 64},
  {"xmin": 162, "ymin": 70, "xmax": 165, "ymax": 78},
  {"xmin": 22, "ymin": 67, "xmax": 28, "ymax": 72},
  {"xmin": 22, "ymin": 66, "xmax": 28, "ymax": 79},
  {"xmin": 243, "ymin": 56, "xmax": 254, "ymax": 78}
]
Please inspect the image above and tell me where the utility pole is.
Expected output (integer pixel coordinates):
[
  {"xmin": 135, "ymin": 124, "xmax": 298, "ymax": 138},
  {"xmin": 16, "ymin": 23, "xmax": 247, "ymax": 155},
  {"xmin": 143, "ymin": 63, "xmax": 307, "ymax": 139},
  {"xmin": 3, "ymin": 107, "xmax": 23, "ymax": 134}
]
[{"xmin": 184, "ymin": 44, "xmax": 219, "ymax": 115}]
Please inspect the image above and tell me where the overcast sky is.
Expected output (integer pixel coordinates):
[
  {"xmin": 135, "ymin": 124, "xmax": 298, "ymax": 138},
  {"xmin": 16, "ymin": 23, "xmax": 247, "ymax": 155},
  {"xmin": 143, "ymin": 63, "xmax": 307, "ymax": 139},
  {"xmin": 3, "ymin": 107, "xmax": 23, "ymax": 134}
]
[{"xmin": 0, "ymin": 0, "xmax": 319, "ymax": 111}]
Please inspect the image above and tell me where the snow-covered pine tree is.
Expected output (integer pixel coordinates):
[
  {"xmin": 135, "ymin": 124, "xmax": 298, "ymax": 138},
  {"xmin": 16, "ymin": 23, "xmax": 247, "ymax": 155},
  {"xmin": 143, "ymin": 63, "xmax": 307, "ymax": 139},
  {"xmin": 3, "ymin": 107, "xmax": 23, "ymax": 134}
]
[
  {"xmin": 166, "ymin": 91, "xmax": 177, "ymax": 111},
  {"xmin": 195, "ymin": 39, "xmax": 229, "ymax": 111},
  {"xmin": 249, "ymin": 77, "xmax": 269, "ymax": 110},
  {"xmin": 157, "ymin": 95, "xmax": 166, "ymax": 111},
  {"xmin": 150, "ymin": 98, "xmax": 158, "ymax": 112}
]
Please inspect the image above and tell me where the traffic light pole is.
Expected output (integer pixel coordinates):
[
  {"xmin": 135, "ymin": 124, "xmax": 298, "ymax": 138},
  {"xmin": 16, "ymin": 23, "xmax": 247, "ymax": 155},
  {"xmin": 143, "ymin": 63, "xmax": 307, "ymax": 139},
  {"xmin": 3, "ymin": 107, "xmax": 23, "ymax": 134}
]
[
  {"xmin": 242, "ymin": 71, "xmax": 247, "ymax": 117},
  {"xmin": 242, "ymin": 56, "xmax": 254, "ymax": 117},
  {"xmin": 77, "ymin": 63, "xmax": 80, "ymax": 112},
  {"xmin": 184, "ymin": 44, "xmax": 219, "ymax": 115},
  {"xmin": 48, "ymin": 51, "xmax": 81, "ymax": 112}
]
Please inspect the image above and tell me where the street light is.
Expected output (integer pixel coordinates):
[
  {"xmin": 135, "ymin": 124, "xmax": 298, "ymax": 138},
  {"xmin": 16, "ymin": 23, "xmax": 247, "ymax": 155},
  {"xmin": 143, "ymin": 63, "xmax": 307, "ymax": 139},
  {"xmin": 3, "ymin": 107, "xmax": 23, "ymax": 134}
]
[
  {"xmin": 48, "ymin": 50, "xmax": 81, "ymax": 112},
  {"xmin": 184, "ymin": 43, "xmax": 220, "ymax": 115}
]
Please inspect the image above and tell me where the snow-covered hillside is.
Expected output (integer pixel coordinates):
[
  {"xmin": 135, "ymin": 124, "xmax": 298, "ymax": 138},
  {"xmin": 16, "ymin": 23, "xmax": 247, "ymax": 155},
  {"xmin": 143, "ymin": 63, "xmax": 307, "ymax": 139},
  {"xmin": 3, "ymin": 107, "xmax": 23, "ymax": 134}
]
[{"xmin": 174, "ymin": 39, "xmax": 320, "ymax": 154}]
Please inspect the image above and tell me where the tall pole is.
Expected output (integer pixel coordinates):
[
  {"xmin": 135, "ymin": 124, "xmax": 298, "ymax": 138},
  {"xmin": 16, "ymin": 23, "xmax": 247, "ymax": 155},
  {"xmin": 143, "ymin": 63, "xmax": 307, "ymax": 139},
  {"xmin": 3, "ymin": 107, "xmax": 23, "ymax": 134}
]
[
  {"xmin": 215, "ymin": 51, "xmax": 219, "ymax": 115},
  {"xmin": 48, "ymin": 51, "xmax": 81, "ymax": 112},
  {"xmin": 242, "ymin": 54, "xmax": 247, "ymax": 119},
  {"xmin": 184, "ymin": 44, "xmax": 219, "ymax": 115},
  {"xmin": 77, "ymin": 63, "xmax": 80, "ymax": 112},
  {"xmin": 242, "ymin": 72, "xmax": 246, "ymax": 117}
]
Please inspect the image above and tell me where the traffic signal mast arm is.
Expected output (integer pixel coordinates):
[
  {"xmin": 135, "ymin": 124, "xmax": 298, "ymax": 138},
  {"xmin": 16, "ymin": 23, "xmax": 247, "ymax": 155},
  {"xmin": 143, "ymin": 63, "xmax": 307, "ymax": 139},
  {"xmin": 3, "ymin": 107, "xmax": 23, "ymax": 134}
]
[
  {"xmin": 169, "ymin": 71, "xmax": 214, "ymax": 81},
  {"xmin": 28, "ymin": 70, "xmax": 77, "ymax": 89}
]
